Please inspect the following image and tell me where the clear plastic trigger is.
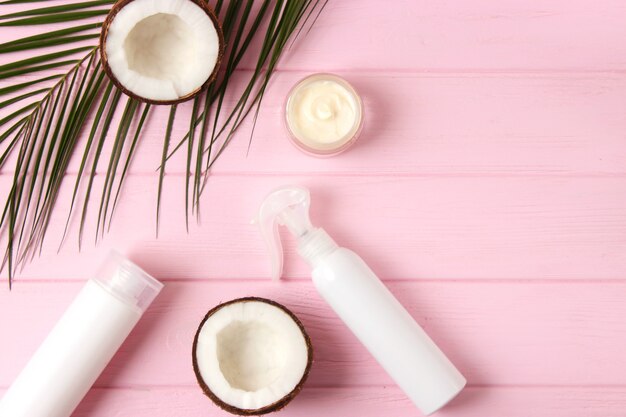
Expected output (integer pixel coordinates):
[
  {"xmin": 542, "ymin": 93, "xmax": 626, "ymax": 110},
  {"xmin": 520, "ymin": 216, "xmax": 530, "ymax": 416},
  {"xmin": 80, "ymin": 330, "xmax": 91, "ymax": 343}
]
[{"xmin": 256, "ymin": 186, "xmax": 313, "ymax": 280}]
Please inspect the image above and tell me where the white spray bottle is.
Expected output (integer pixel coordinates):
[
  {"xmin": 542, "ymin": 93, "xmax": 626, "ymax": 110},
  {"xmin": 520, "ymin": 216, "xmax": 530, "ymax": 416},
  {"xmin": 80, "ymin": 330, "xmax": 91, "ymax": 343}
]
[{"xmin": 257, "ymin": 186, "xmax": 466, "ymax": 415}]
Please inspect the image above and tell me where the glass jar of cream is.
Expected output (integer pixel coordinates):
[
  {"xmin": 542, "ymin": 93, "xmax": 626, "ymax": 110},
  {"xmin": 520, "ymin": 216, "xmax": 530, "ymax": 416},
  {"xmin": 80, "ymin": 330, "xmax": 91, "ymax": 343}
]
[{"xmin": 285, "ymin": 73, "xmax": 363, "ymax": 156}]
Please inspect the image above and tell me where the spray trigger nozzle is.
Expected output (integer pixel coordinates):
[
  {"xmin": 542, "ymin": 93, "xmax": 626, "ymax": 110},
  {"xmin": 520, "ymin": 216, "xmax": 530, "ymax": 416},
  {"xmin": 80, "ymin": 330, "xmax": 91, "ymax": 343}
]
[{"xmin": 256, "ymin": 186, "xmax": 314, "ymax": 280}]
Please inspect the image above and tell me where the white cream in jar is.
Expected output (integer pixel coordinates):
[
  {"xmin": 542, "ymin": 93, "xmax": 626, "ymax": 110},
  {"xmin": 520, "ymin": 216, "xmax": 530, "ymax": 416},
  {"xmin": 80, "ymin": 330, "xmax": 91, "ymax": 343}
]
[{"xmin": 285, "ymin": 74, "xmax": 363, "ymax": 156}]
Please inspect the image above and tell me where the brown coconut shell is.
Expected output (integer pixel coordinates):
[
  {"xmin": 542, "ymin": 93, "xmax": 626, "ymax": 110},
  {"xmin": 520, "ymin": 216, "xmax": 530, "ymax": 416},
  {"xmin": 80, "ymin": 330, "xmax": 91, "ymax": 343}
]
[
  {"xmin": 192, "ymin": 297, "xmax": 314, "ymax": 416},
  {"xmin": 100, "ymin": 0, "xmax": 224, "ymax": 105}
]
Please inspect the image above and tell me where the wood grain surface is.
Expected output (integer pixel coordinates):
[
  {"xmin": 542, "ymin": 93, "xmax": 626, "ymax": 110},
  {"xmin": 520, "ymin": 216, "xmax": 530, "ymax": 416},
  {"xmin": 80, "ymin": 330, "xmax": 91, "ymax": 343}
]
[
  {"xmin": 2, "ymin": 281, "xmax": 626, "ymax": 388},
  {"xmin": 1, "ymin": 1, "xmax": 626, "ymax": 416}
]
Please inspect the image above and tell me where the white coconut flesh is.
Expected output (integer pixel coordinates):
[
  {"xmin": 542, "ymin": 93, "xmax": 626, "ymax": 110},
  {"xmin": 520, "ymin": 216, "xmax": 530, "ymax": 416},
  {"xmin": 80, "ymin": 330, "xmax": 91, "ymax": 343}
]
[
  {"xmin": 195, "ymin": 300, "xmax": 310, "ymax": 411},
  {"xmin": 105, "ymin": 0, "xmax": 220, "ymax": 102}
]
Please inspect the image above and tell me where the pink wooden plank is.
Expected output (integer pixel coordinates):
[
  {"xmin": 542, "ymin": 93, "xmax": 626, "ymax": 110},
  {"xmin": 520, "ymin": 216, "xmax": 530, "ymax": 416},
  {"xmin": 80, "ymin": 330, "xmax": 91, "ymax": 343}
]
[
  {"xmin": 4, "ymin": 0, "xmax": 626, "ymax": 71},
  {"xmin": 2, "ymin": 174, "xmax": 626, "ymax": 281},
  {"xmin": 62, "ymin": 387, "xmax": 626, "ymax": 417},
  {"xmin": 276, "ymin": 0, "xmax": 626, "ymax": 72},
  {"xmin": 4, "ymin": 72, "xmax": 626, "ymax": 176},
  {"xmin": 158, "ymin": 72, "xmax": 626, "ymax": 176},
  {"xmin": 2, "ymin": 280, "xmax": 626, "ymax": 387},
  {"xmin": 3, "ymin": 384, "xmax": 623, "ymax": 415}
]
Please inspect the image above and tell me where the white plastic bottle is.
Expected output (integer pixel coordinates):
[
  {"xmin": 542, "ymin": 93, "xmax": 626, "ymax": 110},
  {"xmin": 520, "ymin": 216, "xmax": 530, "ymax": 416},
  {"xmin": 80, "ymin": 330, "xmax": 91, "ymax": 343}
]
[
  {"xmin": 0, "ymin": 252, "xmax": 163, "ymax": 417},
  {"xmin": 257, "ymin": 186, "xmax": 466, "ymax": 415}
]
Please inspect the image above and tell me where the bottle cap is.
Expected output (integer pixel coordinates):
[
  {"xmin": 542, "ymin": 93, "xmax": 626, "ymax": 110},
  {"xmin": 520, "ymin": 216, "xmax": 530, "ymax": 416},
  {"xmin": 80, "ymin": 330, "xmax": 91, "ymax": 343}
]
[{"xmin": 93, "ymin": 251, "xmax": 163, "ymax": 312}]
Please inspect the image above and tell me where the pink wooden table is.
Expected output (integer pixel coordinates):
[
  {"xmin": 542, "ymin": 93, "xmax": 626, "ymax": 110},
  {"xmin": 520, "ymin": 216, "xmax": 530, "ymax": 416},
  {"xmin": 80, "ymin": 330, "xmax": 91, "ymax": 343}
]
[{"xmin": 3, "ymin": 1, "xmax": 626, "ymax": 416}]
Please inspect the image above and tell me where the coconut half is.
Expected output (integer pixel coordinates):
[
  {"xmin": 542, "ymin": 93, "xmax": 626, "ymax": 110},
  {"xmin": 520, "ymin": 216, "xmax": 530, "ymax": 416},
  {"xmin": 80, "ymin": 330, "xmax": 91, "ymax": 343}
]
[
  {"xmin": 100, "ymin": 0, "xmax": 224, "ymax": 104},
  {"xmin": 193, "ymin": 297, "xmax": 313, "ymax": 415}
]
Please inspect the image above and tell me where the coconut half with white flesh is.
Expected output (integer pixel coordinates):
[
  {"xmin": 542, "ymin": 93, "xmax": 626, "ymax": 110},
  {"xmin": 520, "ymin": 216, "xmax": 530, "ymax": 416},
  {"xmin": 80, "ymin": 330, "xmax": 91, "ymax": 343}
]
[
  {"xmin": 100, "ymin": 0, "xmax": 223, "ymax": 104},
  {"xmin": 193, "ymin": 297, "xmax": 313, "ymax": 415}
]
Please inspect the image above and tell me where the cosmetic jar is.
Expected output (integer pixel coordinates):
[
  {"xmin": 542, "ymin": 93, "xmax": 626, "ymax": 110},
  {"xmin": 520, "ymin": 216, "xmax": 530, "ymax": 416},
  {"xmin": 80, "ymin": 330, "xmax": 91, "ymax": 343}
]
[{"xmin": 285, "ymin": 73, "xmax": 363, "ymax": 156}]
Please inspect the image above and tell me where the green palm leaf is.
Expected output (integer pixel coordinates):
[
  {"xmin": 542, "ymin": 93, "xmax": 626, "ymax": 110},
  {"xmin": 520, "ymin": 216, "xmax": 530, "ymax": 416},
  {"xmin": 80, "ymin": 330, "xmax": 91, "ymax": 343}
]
[
  {"xmin": 109, "ymin": 102, "xmax": 151, "ymax": 229},
  {"xmin": 78, "ymin": 84, "xmax": 120, "ymax": 248},
  {"xmin": 0, "ymin": 22, "xmax": 102, "ymax": 53},
  {"xmin": 0, "ymin": 0, "xmax": 61, "ymax": 4},
  {"xmin": 0, "ymin": 46, "xmax": 93, "ymax": 72},
  {"xmin": 156, "ymin": 104, "xmax": 177, "ymax": 237},
  {"xmin": 0, "ymin": 59, "xmax": 80, "ymax": 80},
  {"xmin": 0, "ymin": 10, "xmax": 110, "ymax": 26},
  {"xmin": 0, "ymin": 0, "xmax": 327, "ymax": 285},
  {"xmin": 0, "ymin": 34, "xmax": 100, "ymax": 54},
  {"xmin": 0, "ymin": 88, "xmax": 47, "ymax": 109},
  {"xmin": 96, "ymin": 97, "xmax": 138, "ymax": 240},
  {"xmin": 0, "ymin": 1, "xmax": 115, "ymax": 20},
  {"xmin": 0, "ymin": 74, "xmax": 62, "ymax": 96}
]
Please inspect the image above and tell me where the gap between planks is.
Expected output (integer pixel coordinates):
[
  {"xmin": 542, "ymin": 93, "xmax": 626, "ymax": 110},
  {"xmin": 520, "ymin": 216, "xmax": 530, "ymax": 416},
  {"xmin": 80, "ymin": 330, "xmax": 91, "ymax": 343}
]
[
  {"xmin": 2, "ymin": 383, "xmax": 626, "ymax": 390},
  {"xmin": 9, "ymin": 277, "xmax": 626, "ymax": 284},
  {"xmin": 8, "ymin": 171, "xmax": 626, "ymax": 178}
]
